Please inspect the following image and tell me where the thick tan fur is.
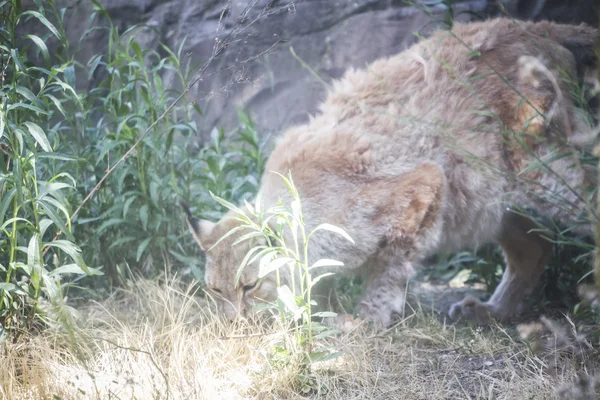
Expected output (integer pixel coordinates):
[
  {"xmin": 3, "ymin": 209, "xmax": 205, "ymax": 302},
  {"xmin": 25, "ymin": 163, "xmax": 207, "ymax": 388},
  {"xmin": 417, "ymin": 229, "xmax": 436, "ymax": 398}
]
[{"xmin": 187, "ymin": 18, "xmax": 598, "ymax": 326}]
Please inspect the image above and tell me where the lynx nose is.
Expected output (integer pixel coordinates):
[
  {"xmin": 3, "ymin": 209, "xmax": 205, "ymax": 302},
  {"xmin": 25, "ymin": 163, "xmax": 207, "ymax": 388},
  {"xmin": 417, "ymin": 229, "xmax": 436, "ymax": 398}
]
[
  {"xmin": 223, "ymin": 302, "xmax": 238, "ymax": 321},
  {"xmin": 223, "ymin": 302, "xmax": 250, "ymax": 320}
]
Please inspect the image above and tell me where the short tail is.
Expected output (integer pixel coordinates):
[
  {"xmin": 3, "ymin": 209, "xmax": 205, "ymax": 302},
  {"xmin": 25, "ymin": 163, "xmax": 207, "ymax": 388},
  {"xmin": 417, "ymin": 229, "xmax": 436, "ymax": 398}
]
[
  {"xmin": 527, "ymin": 20, "xmax": 600, "ymax": 123},
  {"xmin": 527, "ymin": 20, "xmax": 599, "ymax": 70}
]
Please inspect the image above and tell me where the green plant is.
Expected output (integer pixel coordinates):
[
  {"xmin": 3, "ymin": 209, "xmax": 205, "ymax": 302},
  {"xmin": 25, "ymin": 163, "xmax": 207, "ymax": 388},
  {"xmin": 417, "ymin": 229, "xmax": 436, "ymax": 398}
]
[
  {"xmin": 0, "ymin": 0, "xmax": 268, "ymax": 337},
  {"xmin": 211, "ymin": 172, "xmax": 349, "ymax": 391},
  {"xmin": 0, "ymin": 0, "xmax": 102, "ymax": 339},
  {"xmin": 56, "ymin": 1, "xmax": 267, "ymax": 287}
]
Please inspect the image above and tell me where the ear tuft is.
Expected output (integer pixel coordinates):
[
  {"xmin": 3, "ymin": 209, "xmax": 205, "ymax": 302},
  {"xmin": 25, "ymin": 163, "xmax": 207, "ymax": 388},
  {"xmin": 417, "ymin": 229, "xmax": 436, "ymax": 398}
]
[
  {"xmin": 180, "ymin": 201, "xmax": 216, "ymax": 251},
  {"xmin": 180, "ymin": 201, "xmax": 195, "ymax": 222}
]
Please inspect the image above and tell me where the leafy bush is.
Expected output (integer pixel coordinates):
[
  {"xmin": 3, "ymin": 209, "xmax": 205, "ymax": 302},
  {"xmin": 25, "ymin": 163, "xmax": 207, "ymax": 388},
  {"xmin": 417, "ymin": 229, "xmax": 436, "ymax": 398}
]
[
  {"xmin": 61, "ymin": 2, "xmax": 267, "ymax": 287},
  {"xmin": 0, "ymin": 0, "xmax": 102, "ymax": 338},
  {"xmin": 0, "ymin": 0, "xmax": 267, "ymax": 338}
]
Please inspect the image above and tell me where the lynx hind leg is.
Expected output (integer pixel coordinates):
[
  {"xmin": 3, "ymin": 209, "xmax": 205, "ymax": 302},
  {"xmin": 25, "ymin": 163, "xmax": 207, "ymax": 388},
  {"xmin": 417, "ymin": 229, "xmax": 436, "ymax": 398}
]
[{"xmin": 449, "ymin": 211, "xmax": 553, "ymax": 324}]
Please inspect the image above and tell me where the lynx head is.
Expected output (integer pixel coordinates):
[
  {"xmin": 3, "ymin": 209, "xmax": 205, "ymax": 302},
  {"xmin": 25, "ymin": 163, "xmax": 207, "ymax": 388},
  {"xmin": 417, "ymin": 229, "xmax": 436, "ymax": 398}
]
[{"xmin": 182, "ymin": 204, "xmax": 278, "ymax": 320}]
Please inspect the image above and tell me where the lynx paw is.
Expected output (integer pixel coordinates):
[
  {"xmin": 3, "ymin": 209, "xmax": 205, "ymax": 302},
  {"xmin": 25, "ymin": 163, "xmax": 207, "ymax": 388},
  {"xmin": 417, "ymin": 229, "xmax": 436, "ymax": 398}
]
[
  {"xmin": 356, "ymin": 302, "xmax": 394, "ymax": 328},
  {"xmin": 448, "ymin": 295, "xmax": 492, "ymax": 325},
  {"xmin": 334, "ymin": 313, "xmax": 364, "ymax": 333}
]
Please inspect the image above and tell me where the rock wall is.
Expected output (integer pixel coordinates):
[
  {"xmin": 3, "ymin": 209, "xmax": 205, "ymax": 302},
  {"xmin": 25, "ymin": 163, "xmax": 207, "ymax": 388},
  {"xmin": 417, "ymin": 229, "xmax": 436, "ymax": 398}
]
[{"xmin": 28, "ymin": 0, "xmax": 600, "ymax": 140}]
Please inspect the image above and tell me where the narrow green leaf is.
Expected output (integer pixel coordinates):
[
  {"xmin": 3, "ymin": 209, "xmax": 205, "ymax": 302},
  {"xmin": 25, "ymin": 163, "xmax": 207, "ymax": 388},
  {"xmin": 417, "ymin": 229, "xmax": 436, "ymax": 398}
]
[
  {"xmin": 0, "ymin": 188, "xmax": 16, "ymax": 228},
  {"xmin": 1, "ymin": 217, "xmax": 33, "ymax": 231},
  {"xmin": 136, "ymin": 237, "xmax": 152, "ymax": 262},
  {"xmin": 311, "ymin": 223, "xmax": 354, "ymax": 244},
  {"xmin": 48, "ymin": 172, "xmax": 77, "ymax": 187},
  {"xmin": 41, "ymin": 272, "xmax": 59, "ymax": 302},
  {"xmin": 13, "ymin": 261, "xmax": 32, "ymax": 275},
  {"xmin": 8, "ymin": 103, "xmax": 50, "ymax": 115},
  {"xmin": 15, "ymin": 85, "xmax": 38, "ymax": 104},
  {"xmin": 64, "ymin": 64, "xmax": 76, "ymax": 89},
  {"xmin": 277, "ymin": 285, "xmax": 302, "ymax": 319},
  {"xmin": 0, "ymin": 283, "xmax": 16, "ymax": 292},
  {"xmin": 39, "ymin": 218, "xmax": 54, "ymax": 238},
  {"xmin": 37, "ymin": 182, "xmax": 72, "ymax": 200},
  {"xmin": 48, "ymin": 80, "xmax": 78, "ymax": 99},
  {"xmin": 25, "ymin": 34, "xmax": 50, "ymax": 65},
  {"xmin": 0, "ymin": 109, "xmax": 4, "ymax": 139},
  {"xmin": 207, "ymin": 225, "xmax": 249, "ymax": 251},
  {"xmin": 291, "ymin": 199, "xmax": 302, "ymax": 222},
  {"xmin": 22, "ymin": 11, "xmax": 64, "ymax": 41},
  {"xmin": 168, "ymin": 250, "xmax": 199, "ymax": 265},
  {"xmin": 311, "ymin": 272, "xmax": 335, "ymax": 287},
  {"xmin": 308, "ymin": 351, "xmax": 342, "ymax": 363},
  {"xmin": 108, "ymin": 236, "xmax": 137, "ymax": 250},
  {"xmin": 209, "ymin": 191, "xmax": 245, "ymax": 216},
  {"xmin": 38, "ymin": 199, "xmax": 75, "ymax": 241},
  {"xmin": 44, "ymin": 240, "xmax": 91, "ymax": 275},
  {"xmin": 258, "ymin": 256, "xmax": 294, "ymax": 278},
  {"xmin": 123, "ymin": 195, "xmax": 138, "ymax": 218},
  {"xmin": 27, "ymin": 234, "xmax": 41, "ymax": 282},
  {"xmin": 37, "ymin": 152, "xmax": 76, "ymax": 161},
  {"xmin": 88, "ymin": 54, "xmax": 103, "ymax": 79},
  {"xmin": 149, "ymin": 181, "xmax": 160, "ymax": 206},
  {"xmin": 271, "ymin": 170, "xmax": 299, "ymax": 199},
  {"xmin": 139, "ymin": 204, "xmax": 149, "ymax": 231},
  {"xmin": 24, "ymin": 121, "xmax": 52, "ymax": 152},
  {"xmin": 45, "ymin": 94, "xmax": 68, "ymax": 118},
  {"xmin": 97, "ymin": 218, "xmax": 125, "ymax": 234},
  {"xmin": 231, "ymin": 231, "xmax": 263, "ymax": 246},
  {"xmin": 75, "ymin": 217, "xmax": 102, "ymax": 225},
  {"xmin": 49, "ymin": 263, "xmax": 103, "ymax": 277},
  {"xmin": 309, "ymin": 259, "xmax": 344, "ymax": 270},
  {"xmin": 10, "ymin": 49, "xmax": 25, "ymax": 72},
  {"xmin": 234, "ymin": 245, "xmax": 266, "ymax": 285},
  {"xmin": 153, "ymin": 72, "xmax": 164, "ymax": 99},
  {"xmin": 14, "ymin": 128, "xmax": 24, "ymax": 154},
  {"xmin": 518, "ymin": 150, "xmax": 572, "ymax": 176},
  {"xmin": 164, "ymin": 128, "xmax": 174, "ymax": 156}
]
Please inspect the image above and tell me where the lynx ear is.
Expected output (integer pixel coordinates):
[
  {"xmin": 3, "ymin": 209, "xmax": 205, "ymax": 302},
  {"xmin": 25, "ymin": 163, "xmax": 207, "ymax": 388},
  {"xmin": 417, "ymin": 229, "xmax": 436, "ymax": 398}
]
[{"xmin": 181, "ymin": 202, "xmax": 216, "ymax": 251}]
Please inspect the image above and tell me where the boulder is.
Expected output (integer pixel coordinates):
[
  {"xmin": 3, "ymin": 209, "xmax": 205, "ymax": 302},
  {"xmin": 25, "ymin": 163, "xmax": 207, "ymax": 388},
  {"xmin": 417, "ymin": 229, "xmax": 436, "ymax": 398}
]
[{"xmin": 22, "ymin": 0, "xmax": 600, "ymax": 140}]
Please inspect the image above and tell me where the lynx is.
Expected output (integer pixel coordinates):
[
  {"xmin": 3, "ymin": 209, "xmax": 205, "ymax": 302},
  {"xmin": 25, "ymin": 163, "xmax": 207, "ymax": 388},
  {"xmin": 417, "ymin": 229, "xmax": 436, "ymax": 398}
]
[{"xmin": 185, "ymin": 18, "xmax": 598, "ymax": 327}]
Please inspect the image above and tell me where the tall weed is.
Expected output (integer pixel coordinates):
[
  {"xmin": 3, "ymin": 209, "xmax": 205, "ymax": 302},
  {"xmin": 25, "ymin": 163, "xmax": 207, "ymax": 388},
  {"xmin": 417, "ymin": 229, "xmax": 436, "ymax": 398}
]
[
  {"xmin": 0, "ymin": 0, "xmax": 101, "ymax": 338},
  {"xmin": 211, "ymin": 173, "xmax": 348, "ymax": 391}
]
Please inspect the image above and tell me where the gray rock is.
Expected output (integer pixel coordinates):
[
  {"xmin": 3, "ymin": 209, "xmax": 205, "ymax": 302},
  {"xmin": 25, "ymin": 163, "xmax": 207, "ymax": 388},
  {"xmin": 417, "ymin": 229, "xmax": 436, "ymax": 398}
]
[{"xmin": 21, "ymin": 0, "xmax": 600, "ymax": 141}]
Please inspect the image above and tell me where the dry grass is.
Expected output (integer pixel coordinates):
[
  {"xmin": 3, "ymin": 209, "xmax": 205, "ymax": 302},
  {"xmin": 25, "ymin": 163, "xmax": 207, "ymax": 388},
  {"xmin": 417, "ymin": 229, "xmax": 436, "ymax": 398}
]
[{"xmin": 0, "ymin": 277, "xmax": 598, "ymax": 399}]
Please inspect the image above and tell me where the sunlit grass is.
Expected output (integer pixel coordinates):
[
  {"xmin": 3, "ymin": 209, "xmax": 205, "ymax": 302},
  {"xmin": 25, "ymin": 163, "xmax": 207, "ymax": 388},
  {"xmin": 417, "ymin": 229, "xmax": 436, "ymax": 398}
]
[{"xmin": 1, "ymin": 277, "xmax": 597, "ymax": 399}]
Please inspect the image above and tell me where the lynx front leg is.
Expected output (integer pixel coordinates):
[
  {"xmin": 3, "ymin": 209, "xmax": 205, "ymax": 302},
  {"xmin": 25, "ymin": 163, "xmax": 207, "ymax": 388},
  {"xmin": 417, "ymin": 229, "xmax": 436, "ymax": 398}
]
[
  {"xmin": 310, "ymin": 274, "xmax": 344, "ymax": 316},
  {"xmin": 449, "ymin": 212, "xmax": 553, "ymax": 324},
  {"xmin": 357, "ymin": 261, "xmax": 413, "ymax": 328}
]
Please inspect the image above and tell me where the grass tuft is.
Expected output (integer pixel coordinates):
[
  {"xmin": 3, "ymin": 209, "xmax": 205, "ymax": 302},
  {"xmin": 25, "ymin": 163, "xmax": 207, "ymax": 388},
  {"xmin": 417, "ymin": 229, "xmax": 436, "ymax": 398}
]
[{"xmin": 1, "ymin": 277, "xmax": 598, "ymax": 399}]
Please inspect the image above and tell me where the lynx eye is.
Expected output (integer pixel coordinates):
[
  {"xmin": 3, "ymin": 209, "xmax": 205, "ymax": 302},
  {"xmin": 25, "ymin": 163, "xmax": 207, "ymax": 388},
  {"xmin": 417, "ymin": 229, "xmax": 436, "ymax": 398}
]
[
  {"xmin": 242, "ymin": 281, "xmax": 258, "ymax": 293},
  {"xmin": 210, "ymin": 287, "xmax": 222, "ymax": 294}
]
